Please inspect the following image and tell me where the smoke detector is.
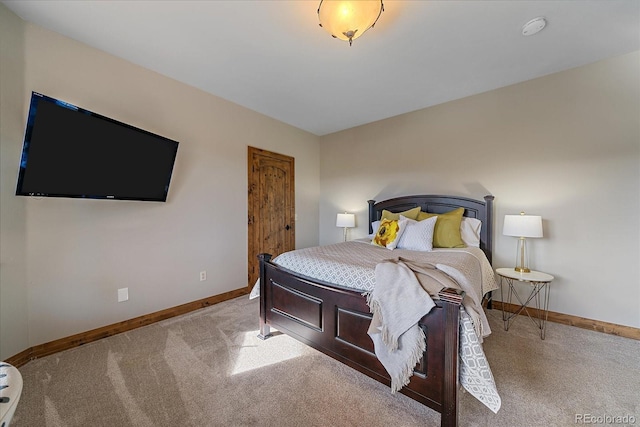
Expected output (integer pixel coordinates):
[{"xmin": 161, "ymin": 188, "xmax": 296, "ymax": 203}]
[{"xmin": 522, "ymin": 17, "xmax": 547, "ymax": 36}]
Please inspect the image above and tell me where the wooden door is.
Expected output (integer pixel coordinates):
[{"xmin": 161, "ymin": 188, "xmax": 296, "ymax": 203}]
[{"xmin": 248, "ymin": 147, "xmax": 295, "ymax": 289}]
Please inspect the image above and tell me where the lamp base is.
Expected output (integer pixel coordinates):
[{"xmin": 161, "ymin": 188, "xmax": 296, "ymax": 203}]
[{"xmin": 514, "ymin": 237, "xmax": 531, "ymax": 273}]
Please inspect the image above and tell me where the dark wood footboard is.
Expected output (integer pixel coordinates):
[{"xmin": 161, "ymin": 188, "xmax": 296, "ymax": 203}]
[{"xmin": 258, "ymin": 253, "xmax": 463, "ymax": 427}]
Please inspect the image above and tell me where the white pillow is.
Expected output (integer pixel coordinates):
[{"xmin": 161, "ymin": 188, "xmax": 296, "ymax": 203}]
[
  {"xmin": 397, "ymin": 215, "xmax": 437, "ymax": 252},
  {"xmin": 460, "ymin": 217, "xmax": 482, "ymax": 247},
  {"xmin": 368, "ymin": 220, "xmax": 381, "ymax": 238},
  {"xmin": 371, "ymin": 217, "xmax": 408, "ymax": 250}
]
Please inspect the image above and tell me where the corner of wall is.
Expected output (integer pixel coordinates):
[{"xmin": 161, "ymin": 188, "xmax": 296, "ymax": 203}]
[{"xmin": 0, "ymin": 4, "xmax": 29, "ymax": 361}]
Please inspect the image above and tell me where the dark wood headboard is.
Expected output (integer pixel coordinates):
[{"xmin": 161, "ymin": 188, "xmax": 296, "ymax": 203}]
[{"xmin": 368, "ymin": 194, "xmax": 494, "ymax": 264}]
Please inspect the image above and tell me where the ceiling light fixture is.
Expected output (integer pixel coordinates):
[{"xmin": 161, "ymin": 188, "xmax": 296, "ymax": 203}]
[
  {"xmin": 318, "ymin": 0, "xmax": 384, "ymax": 46},
  {"xmin": 522, "ymin": 17, "xmax": 547, "ymax": 36}
]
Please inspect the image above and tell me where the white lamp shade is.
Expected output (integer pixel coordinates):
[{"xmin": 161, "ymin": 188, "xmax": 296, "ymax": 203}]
[
  {"xmin": 336, "ymin": 213, "xmax": 355, "ymax": 228},
  {"xmin": 503, "ymin": 214, "xmax": 543, "ymax": 238}
]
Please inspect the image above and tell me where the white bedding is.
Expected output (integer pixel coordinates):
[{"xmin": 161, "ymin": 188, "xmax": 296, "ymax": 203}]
[
  {"xmin": 257, "ymin": 240, "xmax": 501, "ymax": 413},
  {"xmin": 273, "ymin": 238, "xmax": 498, "ymax": 297}
]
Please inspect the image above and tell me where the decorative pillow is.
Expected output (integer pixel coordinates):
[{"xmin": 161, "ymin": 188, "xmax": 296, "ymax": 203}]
[
  {"xmin": 371, "ymin": 218, "xmax": 407, "ymax": 249},
  {"xmin": 368, "ymin": 220, "xmax": 381, "ymax": 238},
  {"xmin": 417, "ymin": 207, "xmax": 466, "ymax": 248},
  {"xmin": 381, "ymin": 206, "xmax": 421, "ymax": 221},
  {"xmin": 460, "ymin": 217, "xmax": 482, "ymax": 247},
  {"xmin": 397, "ymin": 216, "xmax": 437, "ymax": 251}
]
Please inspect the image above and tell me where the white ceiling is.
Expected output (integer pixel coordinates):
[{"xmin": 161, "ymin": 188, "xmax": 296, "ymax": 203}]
[{"xmin": 4, "ymin": 0, "xmax": 639, "ymax": 136}]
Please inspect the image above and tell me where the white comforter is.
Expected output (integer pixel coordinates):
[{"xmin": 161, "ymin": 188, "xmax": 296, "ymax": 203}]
[{"xmin": 272, "ymin": 239, "xmax": 498, "ymax": 297}]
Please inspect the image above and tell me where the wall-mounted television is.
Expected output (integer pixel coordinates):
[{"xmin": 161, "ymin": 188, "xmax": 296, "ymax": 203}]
[{"xmin": 15, "ymin": 92, "xmax": 179, "ymax": 202}]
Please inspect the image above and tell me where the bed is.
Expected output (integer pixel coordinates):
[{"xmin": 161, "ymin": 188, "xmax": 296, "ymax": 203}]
[{"xmin": 257, "ymin": 194, "xmax": 495, "ymax": 427}]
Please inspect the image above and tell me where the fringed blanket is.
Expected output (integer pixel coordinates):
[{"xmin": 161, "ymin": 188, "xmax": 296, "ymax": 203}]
[
  {"xmin": 366, "ymin": 258, "xmax": 501, "ymax": 413},
  {"xmin": 367, "ymin": 259, "xmax": 452, "ymax": 392}
]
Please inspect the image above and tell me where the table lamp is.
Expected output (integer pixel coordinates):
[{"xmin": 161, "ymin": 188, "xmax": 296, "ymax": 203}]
[
  {"xmin": 336, "ymin": 213, "xmax": 355, "ymax": 242},
  {"xmin": 503, "ymin": 212, "xmax": 543, "ymax": 273}
]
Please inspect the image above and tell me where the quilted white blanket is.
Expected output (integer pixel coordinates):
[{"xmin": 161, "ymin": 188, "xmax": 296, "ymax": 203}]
[{"xmin": 273, "ymin": 239, "xmax": 498, "ymax": 298}]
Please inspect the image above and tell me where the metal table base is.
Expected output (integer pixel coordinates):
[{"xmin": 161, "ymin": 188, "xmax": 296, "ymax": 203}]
[{"xmin": 500, "ymin": 276, "xmax": 551, "ymax": 339}]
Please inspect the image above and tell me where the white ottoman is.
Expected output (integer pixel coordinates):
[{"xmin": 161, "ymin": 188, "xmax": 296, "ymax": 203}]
[{"xmin": 0, "ymin": 363, "xmax": 22, "ymax": 427}]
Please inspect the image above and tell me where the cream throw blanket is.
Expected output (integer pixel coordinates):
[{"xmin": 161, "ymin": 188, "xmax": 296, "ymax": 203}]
[{"xmin": 367, "ymin": 258, "xmax": 461, "ymax": 392}]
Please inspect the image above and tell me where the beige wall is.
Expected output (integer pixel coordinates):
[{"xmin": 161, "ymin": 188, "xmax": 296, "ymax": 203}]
[
  {"xmin": 320, "ymin": 51, "xmax": 640, "ymax": 328},
  {"xmin": 0, "ymin": 5, "xmax": 29, "ymax": 361},
  {"xmin": 0, "ymin": 14, "xmax": 320, "ymax": 354},
  {"xmin": 2, "ymin": 6, "xmax": 638, "ymax": 361}
]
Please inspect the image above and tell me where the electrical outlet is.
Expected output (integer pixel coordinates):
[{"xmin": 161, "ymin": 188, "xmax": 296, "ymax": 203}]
[
  {"xmin": 118, "ymin": 287, "xmax": 129, "ymax": 302},
  {"xmin": 200, "ymin": 271, "xmax": 207, "ymax": 281}
]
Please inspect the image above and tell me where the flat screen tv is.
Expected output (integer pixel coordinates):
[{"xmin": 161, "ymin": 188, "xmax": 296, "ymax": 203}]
[{"xmin": 16, "ymin": 92, "xmax": 179, "ymax": 202}]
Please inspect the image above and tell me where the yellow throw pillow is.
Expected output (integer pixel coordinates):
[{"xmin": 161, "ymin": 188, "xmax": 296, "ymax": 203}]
[
  {"xmin": 371, "ymin": 218, "xmax": 406, "ymax": 249},
  {"xmin": 418, "ymin": 207, "xmax": 466, "ymax": 248},
  {"xmin": 381, "ymin": 206, "xmax": 420, "ymax": 221}
]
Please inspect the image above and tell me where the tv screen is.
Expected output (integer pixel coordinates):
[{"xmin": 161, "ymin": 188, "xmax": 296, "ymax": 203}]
[{"xmin": 16, "ymin": 92, "xmax": 179, "ymax": 202}]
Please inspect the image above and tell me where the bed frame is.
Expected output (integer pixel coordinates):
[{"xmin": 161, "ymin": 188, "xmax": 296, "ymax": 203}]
[{"xmin": 258, "ymin": 195, "xmax": 494, "ymax": 427}]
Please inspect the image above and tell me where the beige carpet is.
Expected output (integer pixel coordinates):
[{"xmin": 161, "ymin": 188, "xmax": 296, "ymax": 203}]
[{"xmin": 11, "ymin": 296, "xmax": 640, "ymax": 426}]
